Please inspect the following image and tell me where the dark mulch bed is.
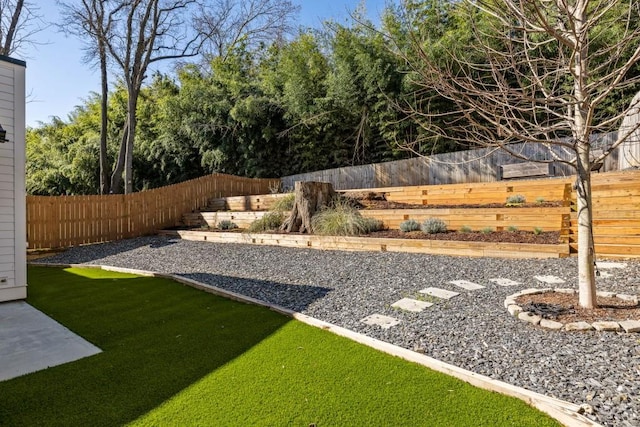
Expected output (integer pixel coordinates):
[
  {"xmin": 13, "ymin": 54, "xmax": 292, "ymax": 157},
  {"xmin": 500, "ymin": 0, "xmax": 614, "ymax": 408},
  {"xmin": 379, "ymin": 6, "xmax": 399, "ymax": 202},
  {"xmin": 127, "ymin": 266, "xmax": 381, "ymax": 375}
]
[
  {"xmin": 341, "ymin": 191, "xmax": 566, "ymax": 210},
  {"xmin": 366, "ymin": 230, "xmax": 562, "ymax": 244},
  {"xmin": 515, "ymin": 292, "xmax": 640, "ymax": 323}
]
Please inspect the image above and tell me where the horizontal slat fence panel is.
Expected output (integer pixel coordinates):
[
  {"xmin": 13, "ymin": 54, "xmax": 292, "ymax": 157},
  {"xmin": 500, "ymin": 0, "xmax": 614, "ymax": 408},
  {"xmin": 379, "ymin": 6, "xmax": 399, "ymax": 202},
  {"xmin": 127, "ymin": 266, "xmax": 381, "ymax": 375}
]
[
  {"xmin": 566, "ymin": 170, "xmax": 640, "ymax": 257},
  {"xmin": 27, "ymin": 173, "xmax": 279, "ymax": 250},
  {"xmin": 343, "ymin": 177, "xmax": 574, "ymax": 206}
]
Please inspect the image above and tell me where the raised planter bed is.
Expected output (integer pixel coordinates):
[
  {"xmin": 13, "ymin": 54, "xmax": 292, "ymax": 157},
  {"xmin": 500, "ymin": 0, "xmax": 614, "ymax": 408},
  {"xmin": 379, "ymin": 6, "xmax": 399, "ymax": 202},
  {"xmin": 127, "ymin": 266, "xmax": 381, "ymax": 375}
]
[
  {"xmin": 160, "ymin": 229, "xmax": 570, "ymax": 259},
  {"xmin": 183, "ymin": 206, "xmax": 571, "ymax": 234}
]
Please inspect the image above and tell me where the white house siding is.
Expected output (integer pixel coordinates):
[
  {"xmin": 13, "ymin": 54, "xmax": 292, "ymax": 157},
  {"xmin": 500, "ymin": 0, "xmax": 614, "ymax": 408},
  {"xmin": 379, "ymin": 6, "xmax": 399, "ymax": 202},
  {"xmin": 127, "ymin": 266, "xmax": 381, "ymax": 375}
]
[{"xmin": 0, "ymin": 56, "xmax": 25, "ymax": 302}]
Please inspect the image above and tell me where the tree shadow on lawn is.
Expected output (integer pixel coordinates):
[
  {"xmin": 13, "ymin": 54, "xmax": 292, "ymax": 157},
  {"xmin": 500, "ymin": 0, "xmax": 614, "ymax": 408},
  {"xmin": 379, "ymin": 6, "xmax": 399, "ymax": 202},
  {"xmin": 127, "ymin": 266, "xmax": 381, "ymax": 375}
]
[{"xmin": 0, "ymin": 266, "xmax": 325, "ymax": 427}]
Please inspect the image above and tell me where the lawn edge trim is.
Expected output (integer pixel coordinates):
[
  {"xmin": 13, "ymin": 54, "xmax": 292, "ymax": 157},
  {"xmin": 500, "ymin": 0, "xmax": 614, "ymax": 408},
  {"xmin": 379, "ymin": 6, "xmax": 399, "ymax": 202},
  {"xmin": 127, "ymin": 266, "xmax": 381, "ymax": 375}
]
[{"xmin": 29, "ymin": 262, "xmax": 600, "ymax": 427}]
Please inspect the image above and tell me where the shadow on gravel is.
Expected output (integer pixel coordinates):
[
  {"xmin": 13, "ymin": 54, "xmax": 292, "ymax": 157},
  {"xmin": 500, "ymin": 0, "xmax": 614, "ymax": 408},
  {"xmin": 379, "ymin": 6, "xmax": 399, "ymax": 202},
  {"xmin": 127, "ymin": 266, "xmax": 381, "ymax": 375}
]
[
  {"xmin": 32, "ymin": 236, "xmax": 175, "ymax": 265},
  {"xmin": 179, "ymin": 272, "xmax": 332, "ymax": 312}
]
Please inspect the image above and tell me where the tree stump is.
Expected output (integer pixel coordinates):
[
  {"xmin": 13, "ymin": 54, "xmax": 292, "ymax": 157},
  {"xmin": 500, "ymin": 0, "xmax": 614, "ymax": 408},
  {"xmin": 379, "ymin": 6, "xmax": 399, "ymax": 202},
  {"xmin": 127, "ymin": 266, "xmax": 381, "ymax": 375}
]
[{"xmin": 281, "ymin": 181, "xmax": 335, "ymax": 233}]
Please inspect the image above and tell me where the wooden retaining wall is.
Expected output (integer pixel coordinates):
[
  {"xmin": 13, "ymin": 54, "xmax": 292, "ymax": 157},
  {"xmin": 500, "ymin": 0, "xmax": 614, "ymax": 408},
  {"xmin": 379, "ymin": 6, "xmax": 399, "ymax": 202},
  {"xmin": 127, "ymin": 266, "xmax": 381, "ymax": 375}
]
[
  {"xmin": 191, "ymin": 170, "xmax": 640, "ymax": 258},
  {"xmin": 568, "ymin": 170, "xmax": 640, "ymax": 258},
  {"xmin": 343, "ymin": 178, "xmax": 574, "ymax": 207},
  {"xmin": 164, "ymin": 230, "xmax": 569, "ymax": 259},
  {"xmin": 27, "ymin": 174, "xmax": 280, "ymax": 250},
  {"xmin": 183, "ymin": 207, "xmax": 570, "ymax": 234},
  {"xmin": 206, "ymin": 193, "xmax": 289, "ymax": 212}
]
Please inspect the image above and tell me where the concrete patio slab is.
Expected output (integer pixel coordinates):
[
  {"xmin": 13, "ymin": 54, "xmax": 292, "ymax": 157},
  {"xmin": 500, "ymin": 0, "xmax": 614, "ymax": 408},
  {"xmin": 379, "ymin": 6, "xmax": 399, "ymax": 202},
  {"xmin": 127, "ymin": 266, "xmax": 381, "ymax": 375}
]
[
  {"xmin": 391, "ymin": 298, "xmax": 433, "ymax": 312},
  {"xmin": 360, "ymin": 314, "xmax": 401, "ymax": 329},
  {"xmin": 489, "ymin": 278, "xmax": 521, "ymax": 287},
  {"xmin": 0, "ymin": 301, "xmax": 102, "ymax": 382},
  {"xmin": 419, "ymin": 287, "xmax": 460, "ymax": 299},
  {"xmin": 449, "ymin": 280, "xmax": 485, "ymax": 290}
]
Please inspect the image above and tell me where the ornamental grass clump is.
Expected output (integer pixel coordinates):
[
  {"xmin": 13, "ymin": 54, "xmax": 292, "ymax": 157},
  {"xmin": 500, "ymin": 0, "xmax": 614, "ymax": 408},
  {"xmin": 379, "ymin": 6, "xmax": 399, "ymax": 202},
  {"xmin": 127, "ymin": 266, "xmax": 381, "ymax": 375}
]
[
  {"xmin": 217, "ymin": 220, "xmax": 238, "ymax": 230},
  {"xmin": 311, "ymin": 201, "xmax": 368, "ymax": 236},
  {"xmin": 271, "ymin": 192, "xmax": 295, "ymax": 212},
  {"xmin": 399, "ymin": 219, "xmax": 420, "ymax": 232},
  {"xmin": 459, "ymin": 225, "xmax": 473, "ymax": 233},
  {"xmin": 247, "ymin": 212, "xmax": 284, "ymax": 232},
  {"xmin": 421, "ymin": 218, "xmax": 447, "ymax": 234}
]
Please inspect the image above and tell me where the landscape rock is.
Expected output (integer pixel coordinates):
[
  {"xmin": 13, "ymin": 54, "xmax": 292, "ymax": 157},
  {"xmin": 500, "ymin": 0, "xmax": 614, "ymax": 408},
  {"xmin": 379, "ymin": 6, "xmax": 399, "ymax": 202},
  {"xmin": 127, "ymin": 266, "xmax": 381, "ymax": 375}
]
[
  {"xmin": 539, "ymin": 319, "xmax": 563, "ymax": 330},
  {"xmin": 507, "ymin": 304, "xmax": 522, "ymax": 317},
  {"xmin": 565, "ymin": 322, "xmax": 594, "ymax": 331},
  {"xmin": 592, "ymin": 321, "xmax": 621, "ymax": 332},
  {"xmin": 619, "ymin": 320, "xmax": 640, "ymax": 333},
  {"xmin": 517, "ymin": 311, "xmax": 541, "ymax": 325}
]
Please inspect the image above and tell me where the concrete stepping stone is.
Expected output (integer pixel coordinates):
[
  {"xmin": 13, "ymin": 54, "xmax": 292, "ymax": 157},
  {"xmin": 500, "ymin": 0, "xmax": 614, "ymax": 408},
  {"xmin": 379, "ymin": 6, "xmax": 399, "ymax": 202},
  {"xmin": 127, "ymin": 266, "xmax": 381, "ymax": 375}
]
[
  {"xmin": 361, "ymin": 314, "xmax": 401, "ymax": 329},
  {"xmin": 391, "ymin": 298, "xmax": 433, "ymax": 312},
  {"xmin": 489, "ymin": 278, "xmax": 521, "ymax": 287},
  {"xmin": 597, "ymin": 262, "xmax": 627, "ymax": 269},
  {"xmin": 597, "ymin": 271, "xmax": 614, "ymax": 278},
  {"xmin": 419, "ymin": 287, "xmax": 460, "ymax": 299},
  {"xmin": 535, "ymin": 275, "xmax": 565, "ymax": 284},
  {"xmin": 449, "ymin": 280, "xmax": 485, "ymax": 291}
]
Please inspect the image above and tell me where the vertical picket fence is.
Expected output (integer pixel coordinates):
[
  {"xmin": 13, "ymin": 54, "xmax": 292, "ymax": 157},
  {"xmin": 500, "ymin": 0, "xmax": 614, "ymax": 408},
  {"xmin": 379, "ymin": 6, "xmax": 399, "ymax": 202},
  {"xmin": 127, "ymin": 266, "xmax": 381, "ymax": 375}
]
[{"xmin": 27, "ymin": 173, "xmax": 279, "ymax": 250}]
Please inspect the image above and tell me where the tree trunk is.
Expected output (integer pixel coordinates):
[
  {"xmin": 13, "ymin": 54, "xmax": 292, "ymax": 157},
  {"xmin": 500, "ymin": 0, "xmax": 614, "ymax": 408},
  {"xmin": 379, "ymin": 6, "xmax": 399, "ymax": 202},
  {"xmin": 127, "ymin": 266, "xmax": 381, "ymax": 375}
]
[
  {"xmin": 124, "ymin": 88, "xmax": 138, "ymax": 194},
  {"xmin": 99, "ymin": 49, "xmax": 110, "ymax": 195},
  {"xmin": 281, "ymin": 181, "xmax": 335, "ymax": 233},
  {"xmin": 576, "ymin": 144, "xmax": 597, "ymax": 309},
  {"xmin": 110, "ymin": 116, "xmax": 129, "ymax": 193},
  {"xmin": 572, "ymin": 1, "xmax": 597, "ymax": 309}
]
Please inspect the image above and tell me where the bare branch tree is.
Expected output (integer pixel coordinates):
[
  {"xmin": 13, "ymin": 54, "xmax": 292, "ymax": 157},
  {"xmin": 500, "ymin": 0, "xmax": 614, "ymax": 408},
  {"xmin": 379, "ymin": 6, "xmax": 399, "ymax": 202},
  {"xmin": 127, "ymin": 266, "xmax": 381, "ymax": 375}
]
[
  {"xmin": 103, "ymin": 0, "xmax": 203, "ymax": 194},
  {"xmin": 0, "ymin": 0, "xmax": 46, "ymax": 56},
  {"xmin": 394, "ymin": 0, "xmax": 640, "ymax": 308},
  {"xmin": 58, "ymin": 0, "xmax": 128, "ymax": 195},
  {"xmin": 196, "ymin": 0, "xmax": 299, "ymax": 59}
]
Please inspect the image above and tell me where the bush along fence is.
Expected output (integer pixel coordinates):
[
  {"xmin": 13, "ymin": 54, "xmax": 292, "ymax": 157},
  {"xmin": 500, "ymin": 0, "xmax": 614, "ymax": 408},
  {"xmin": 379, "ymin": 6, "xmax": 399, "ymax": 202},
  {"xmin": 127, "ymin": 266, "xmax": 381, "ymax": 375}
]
[{"xmin": 27, "ymin": 173, "xmax": 280, "ymax": 250}]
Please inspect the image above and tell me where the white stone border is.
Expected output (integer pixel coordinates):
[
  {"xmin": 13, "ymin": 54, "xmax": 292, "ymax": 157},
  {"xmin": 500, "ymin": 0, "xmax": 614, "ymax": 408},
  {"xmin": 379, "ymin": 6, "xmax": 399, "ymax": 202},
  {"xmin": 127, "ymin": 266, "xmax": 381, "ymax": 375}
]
[
  {"xmin": 505, "ymin": 288, "xmax": 640, "ymax": 332},
  {"xmin": 30, "ymin": 262, "xmax": 601, "ymax": 427}
]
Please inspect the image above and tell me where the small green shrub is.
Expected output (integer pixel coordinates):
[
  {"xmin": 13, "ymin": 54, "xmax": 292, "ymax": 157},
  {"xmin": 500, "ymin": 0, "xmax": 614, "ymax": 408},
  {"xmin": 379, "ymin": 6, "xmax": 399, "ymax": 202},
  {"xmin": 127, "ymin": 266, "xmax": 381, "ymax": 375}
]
[
  {"xmin": 399, "ymin": 219, "xmax": 420, "ymax": 232},
  {"xmin": 535, "ymin": 197, "xmax": 545, "ymax": 204},
  {"xmin": 271, "ymin": 193, "xmax": 295, "ymax": 212},
  {"xmin": 481, "ymin": 227, "xmax": 493, "ymax": 234},
  {"xmin": 247, "ymin": 212, "xmax": 284, "ymax": 232},
  {"xmin": 507, "ymin": 225, "xmax": 519, "ymax": 232},
  {"xmin": 459, "ymin": 225, "xmax": 472, "ymax": 233},
  {"xmin": 421, "ymin": 218, "xmax": 447, "ymax": 234},
  {"xmin": 217, "ymin": 220, "xmax": 238, "ymax": 230},
  {"xmin": 506, "ymin": 194, "xmax": 526, "ymax": 206},
  {"xmin": 311, "ymin": 202, "xmax": 368, "ymax": 236},
  {"xmin": 362, "ymin": 217, "xmax": 385, "ymax": 233},
  {"xmin": 533, "ymin": 226, "xmax": 543, "ymax": 235}
]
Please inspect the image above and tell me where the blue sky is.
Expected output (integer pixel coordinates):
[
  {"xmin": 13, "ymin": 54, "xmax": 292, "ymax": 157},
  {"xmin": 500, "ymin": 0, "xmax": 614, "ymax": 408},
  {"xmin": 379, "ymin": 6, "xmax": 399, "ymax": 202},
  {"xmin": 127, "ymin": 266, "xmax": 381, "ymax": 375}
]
[{"xmin": 24, "ymin": 1, "xmax": 393, "ymax": 128}]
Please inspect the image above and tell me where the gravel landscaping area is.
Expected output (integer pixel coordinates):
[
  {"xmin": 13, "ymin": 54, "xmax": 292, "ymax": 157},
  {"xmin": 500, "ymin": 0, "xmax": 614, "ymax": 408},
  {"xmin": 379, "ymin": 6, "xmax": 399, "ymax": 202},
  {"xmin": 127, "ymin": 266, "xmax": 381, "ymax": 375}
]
[{"xmin": 36, "ymin": 235, "xmax": 640, "ymax": 427}]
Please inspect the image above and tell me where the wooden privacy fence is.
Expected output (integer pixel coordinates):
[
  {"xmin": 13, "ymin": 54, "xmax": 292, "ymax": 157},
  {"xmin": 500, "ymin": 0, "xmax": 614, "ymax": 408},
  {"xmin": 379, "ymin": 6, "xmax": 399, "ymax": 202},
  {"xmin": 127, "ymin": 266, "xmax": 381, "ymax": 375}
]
[
  {"xmin": 282, "ymin": 133, "xmax": 619, "ymax": 189},
  {"xmin": 27, "ymin": 173, "xmax": 280, "ymax": 250}
]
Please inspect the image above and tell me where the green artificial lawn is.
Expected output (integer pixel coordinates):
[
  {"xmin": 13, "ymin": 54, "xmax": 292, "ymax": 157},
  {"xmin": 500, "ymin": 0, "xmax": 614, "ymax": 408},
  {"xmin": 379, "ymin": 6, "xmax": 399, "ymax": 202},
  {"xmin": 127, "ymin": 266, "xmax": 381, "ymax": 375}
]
[{"xmin": 0, "ymin": 266, "xmax": 561, "ymax": 427}]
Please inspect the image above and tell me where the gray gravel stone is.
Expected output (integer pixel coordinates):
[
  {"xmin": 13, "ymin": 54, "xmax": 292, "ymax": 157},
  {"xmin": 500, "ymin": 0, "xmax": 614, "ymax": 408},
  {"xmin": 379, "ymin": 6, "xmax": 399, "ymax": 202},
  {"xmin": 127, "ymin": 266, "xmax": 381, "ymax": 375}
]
[{"xmin": 35, "ymin": 235, "xmax": 640, "ymax": 427}]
